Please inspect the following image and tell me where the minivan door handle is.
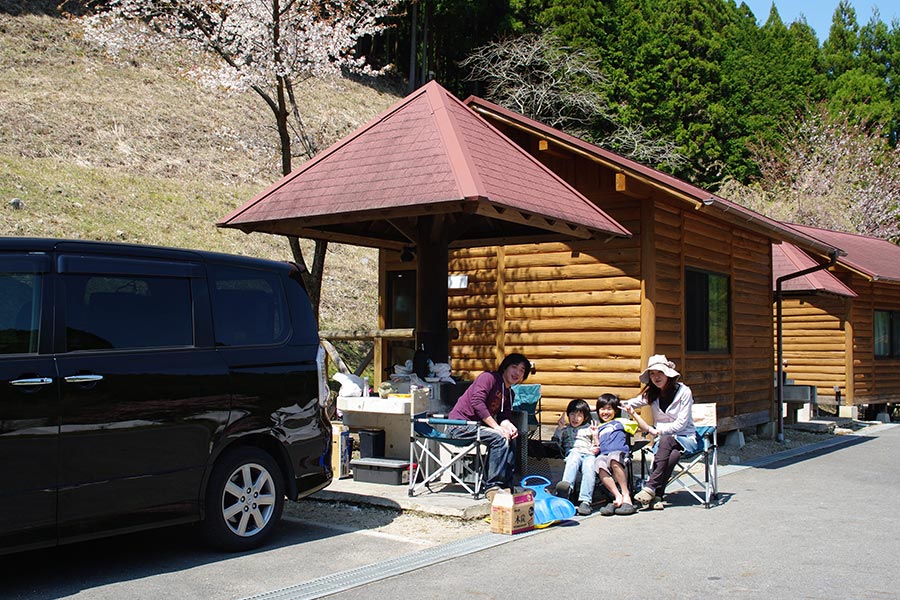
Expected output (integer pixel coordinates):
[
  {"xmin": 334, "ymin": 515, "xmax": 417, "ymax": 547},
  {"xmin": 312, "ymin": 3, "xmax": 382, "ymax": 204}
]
[
  {"xmin": 64, "ymin": 374, "xmax": 104, "ymax": 383},
  {"xmin": 10, "ymin": 377, "xmax": 54, "ymax": 386}
]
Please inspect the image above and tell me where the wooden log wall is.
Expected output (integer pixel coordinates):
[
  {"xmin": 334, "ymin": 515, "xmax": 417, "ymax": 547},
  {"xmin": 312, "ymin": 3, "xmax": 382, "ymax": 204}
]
[
  {"xmin": 448, "ymin": 233, "xmax": 644, "ymax": 418},
  {"xmin": 847, "ymin": 274, "xmax": 900, "ymax": 404},
  {"xmin": 776, "ymin": 295, "xmax": 850, "ymax": 404}
]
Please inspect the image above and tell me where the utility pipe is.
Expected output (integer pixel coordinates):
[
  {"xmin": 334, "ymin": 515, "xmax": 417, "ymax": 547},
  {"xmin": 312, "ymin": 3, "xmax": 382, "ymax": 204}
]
[{"xmin": 775, "ymin": 249, "xmax": 840, "ymax": 442}]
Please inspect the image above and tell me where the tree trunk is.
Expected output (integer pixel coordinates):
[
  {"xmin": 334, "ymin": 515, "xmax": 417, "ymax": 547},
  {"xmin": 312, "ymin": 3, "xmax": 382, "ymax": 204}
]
[
  {"xmin": 275, "ymin": 76, "xmax": 326, "ymax": 320},
  {"xmin": 289, "ymin": 237, "xmax": 327, "ymax": 321}
]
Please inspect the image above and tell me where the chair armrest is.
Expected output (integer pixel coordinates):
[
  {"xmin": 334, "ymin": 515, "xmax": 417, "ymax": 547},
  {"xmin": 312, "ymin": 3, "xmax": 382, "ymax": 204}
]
[
  {"xmin": 630, "ymin": 439, "xmax": 650, "ymax": 452},
  {"xmin": 425, "ymin": 417, "xmax": 476, "ymax": 426}
]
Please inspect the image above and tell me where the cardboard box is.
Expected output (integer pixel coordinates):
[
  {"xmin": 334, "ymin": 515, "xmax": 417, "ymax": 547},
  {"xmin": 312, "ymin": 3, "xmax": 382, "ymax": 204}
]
[
  {"xmin": 331, "ymin": 423, "xmax": 351, "ymax": 479},
  {"xmin": 350, "ymin": 458, "xmax": 411, "ymax": 485},
  {"xmin": 490, "ymin": 489, "xmax": 535, "ymax": 534}
]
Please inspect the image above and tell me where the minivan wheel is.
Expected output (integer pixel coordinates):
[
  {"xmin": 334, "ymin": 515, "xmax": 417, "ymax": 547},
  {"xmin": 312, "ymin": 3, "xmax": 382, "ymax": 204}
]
[{"xmin": 202, "ymin": 447, "xmax": 285, "ymax": 551}]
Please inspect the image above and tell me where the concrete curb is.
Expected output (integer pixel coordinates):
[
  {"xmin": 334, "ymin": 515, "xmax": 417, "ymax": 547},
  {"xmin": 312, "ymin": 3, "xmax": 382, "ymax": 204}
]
[{"xmin": 311, "ymin": 486, "xmax": 491, "ymax": 519}]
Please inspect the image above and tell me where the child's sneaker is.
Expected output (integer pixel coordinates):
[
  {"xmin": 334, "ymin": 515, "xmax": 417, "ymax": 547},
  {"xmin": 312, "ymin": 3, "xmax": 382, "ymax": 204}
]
[
  {"xmin": 555, "ymin": 481, "xmax": 571, "ymax": 498},
  {"xmin": 576, "ymin": 501, "xmax": 592, "ymax": 516}
]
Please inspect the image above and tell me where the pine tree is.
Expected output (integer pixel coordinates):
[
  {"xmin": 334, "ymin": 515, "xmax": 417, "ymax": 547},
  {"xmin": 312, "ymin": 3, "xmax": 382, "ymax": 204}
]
[{"xmin": 822, "ymin": 0, "xmax": 860, "ymax": 78}]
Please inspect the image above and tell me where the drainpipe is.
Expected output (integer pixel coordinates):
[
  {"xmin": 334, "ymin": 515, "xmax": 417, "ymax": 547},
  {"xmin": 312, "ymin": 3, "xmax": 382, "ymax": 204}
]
[{"xmin": 775, "ymin": 249, "xmax": 840, "ymax": 442}]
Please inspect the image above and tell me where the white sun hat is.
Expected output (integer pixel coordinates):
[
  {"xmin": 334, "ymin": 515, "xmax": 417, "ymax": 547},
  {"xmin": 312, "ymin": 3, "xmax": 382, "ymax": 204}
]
[{"xmin": 639, "ymin": 354, "xmax": 680, "ymax": 384}]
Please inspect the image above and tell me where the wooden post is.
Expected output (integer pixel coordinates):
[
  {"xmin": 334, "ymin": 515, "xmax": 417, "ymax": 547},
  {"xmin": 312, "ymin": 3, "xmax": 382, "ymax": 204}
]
[
  {"xmin": 376, "ymin": 250, "xmax": 388, "ymax": 385},
  {"xmin": 639, "ymin": 199, "xmax": 657, "ymax": 424},
  {"xmin": 640, "ymin": 199, "xmax": 656, "ymax": 366},
  {"xmin": 416, "ymin": 215, "xmax": 449, "ymax": 363},
  {"xmin": 496, "ymin": 245, "xmax": 506, "ymax": 365},
  {"xmin": 844, "ymin": 298, "xmax": 854, "ymax": 405}
]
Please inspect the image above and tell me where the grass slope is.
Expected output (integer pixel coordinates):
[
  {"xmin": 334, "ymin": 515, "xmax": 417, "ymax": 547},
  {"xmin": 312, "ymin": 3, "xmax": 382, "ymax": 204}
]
[{"xmin": 0, "ymin": 12, "xmax": 401, "ymax": 330}]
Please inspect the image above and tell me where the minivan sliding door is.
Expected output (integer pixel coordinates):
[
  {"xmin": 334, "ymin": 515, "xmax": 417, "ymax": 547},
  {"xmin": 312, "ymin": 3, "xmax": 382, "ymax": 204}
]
[
  {"xmin": 0, "ymin": 253, "xmax": 57, "ymax": 553},
  {"xmin": 54, "ymin": 254, "xmax": 231, "ymax": 541}
]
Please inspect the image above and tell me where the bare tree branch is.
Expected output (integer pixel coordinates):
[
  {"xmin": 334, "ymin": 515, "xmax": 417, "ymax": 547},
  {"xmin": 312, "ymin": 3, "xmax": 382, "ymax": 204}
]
[
  {"xmin": 718, "ymin": 104, "xmax": 900, "ymax": 243},
  {"xmin": 462, "ymin": 30, "xmax": 687, "ymax": 171}
]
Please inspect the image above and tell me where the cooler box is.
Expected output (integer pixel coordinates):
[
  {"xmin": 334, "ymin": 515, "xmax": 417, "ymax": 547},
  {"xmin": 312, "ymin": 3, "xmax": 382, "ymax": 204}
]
[
  {"xmin": 350, "ymin": 458, "xmax": 411, "ymax": 485},
  {"xmin": 358, "ymin": 428, "xmax": 385, "ymax": 458}
]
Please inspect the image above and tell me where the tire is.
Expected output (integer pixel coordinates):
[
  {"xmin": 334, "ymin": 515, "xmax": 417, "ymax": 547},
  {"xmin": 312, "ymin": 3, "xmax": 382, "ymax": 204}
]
[{"xmin": 202, "ymin": 446, "xmax": 285, "ymax": 552}]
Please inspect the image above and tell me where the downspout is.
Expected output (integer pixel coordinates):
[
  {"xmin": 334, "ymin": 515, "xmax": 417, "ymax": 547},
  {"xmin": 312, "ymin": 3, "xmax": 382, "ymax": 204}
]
[{"xmin": 775, "ymin": 249, "xmax": 840, "ymax": 442}]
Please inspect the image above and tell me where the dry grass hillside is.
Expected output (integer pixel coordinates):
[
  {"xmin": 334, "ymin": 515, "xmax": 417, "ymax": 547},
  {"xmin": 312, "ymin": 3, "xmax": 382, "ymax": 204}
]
[{"xmin": 0, "ymin": 12, "xmax": 403, "ymax": 331}]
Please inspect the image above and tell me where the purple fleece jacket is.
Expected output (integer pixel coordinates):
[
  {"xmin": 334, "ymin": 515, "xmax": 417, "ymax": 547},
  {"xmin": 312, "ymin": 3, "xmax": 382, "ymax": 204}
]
[{"xmin": 448, "ymin": 371, "xmax": 514, "ymax": 424}]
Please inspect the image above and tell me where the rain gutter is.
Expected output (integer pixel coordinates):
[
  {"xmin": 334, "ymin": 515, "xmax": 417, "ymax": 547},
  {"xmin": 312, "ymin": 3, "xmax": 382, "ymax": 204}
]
[{"xmin": 774, "ymin": 249, "xmax": 841, "ymax": 442}]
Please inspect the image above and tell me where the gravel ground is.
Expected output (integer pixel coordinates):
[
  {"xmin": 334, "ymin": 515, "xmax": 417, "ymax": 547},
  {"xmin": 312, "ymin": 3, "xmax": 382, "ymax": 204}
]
[
  {"xmin": 717, "ymin": 420, "xmax": 873, "ymax": 465},
  {"xmin": 284, "ymin": 421, "xmax": 877, "ymax": 545},
  {"xmin": 283, "ymin": 499, "xmax": 486, "ymax": 546}
]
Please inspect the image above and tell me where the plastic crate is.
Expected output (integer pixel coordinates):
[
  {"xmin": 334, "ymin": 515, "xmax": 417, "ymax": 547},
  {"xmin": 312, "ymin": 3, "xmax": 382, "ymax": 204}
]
[{"xmin": 350, "ymin": 458, "xmax": 411, "ymax": 485}]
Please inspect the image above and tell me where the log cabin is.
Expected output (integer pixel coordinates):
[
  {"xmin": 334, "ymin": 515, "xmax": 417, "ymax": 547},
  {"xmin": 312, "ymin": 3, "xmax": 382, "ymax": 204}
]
[
  {"xmin": 773, "ymin": 225, "xmax": 900, "ymax": 417},
  {"xmin": 219, "ymin": 79, "xmax": 849, "ymax": 435},
  {"xmin": 379, "ymin": 96, "xmax": 843, "ymax": 433}
]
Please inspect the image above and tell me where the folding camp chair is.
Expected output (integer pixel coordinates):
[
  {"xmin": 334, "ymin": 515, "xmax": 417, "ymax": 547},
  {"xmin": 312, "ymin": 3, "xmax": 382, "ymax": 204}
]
[
  {"xmin": 511, "ymin": 383, "xmax": 542, "ymax": 440},
  {"xmin": 408, "ymin": 412, "xmax": 486, "ymax": 499},
  {"xmin": 640, "ymin": 402, "xmax": 718, "ymax": 508}
]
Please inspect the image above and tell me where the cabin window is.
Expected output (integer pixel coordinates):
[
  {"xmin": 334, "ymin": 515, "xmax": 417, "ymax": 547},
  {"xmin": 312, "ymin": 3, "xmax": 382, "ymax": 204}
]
[
  {"xmin": 685, "ymin": 268, "xmax": 730, "ymax": 353},
  {"xmin": 874, "ymin": 310, "xmax": 900, "ymax": 358}
]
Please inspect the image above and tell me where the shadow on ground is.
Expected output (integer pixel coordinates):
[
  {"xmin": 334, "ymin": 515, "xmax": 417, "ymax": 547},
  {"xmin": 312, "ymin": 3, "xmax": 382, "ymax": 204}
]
[{"xmin": 1, "ymin": 514, "xmax": 358, "ymax": 599}]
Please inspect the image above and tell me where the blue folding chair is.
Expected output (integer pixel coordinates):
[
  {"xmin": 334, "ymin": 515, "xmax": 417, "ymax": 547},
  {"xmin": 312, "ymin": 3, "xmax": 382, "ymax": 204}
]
[
  {"xmin": 511, "ymin": 383, "xmax": 542, "ymax": 440},
  {"xmin": 408, "ymin": 412, "xmax": 486, "ymax": 499}
]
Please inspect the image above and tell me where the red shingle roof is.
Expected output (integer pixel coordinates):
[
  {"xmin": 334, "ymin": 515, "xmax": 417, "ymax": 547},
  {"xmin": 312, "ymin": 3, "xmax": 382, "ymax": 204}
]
[
  {"xmin": 464, "ymin": 96, "xmax": 844, "ymax": 260},
  {"xmin": 218, "ymin": 81, "xmax": 630, "ymax": 248},
  {"xmin": 773, "ymin": 242, "xmax": 856, "ymax": 297},
  {"xmin": 786, "ymin": 224, "xmax": 900, "ymax": 284}
]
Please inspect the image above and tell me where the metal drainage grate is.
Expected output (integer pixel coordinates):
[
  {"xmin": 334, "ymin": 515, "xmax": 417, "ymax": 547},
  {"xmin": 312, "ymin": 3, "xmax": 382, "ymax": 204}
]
[{"xmin": 242, "ymin": 530, "xmax": 541, "ymax": 600}]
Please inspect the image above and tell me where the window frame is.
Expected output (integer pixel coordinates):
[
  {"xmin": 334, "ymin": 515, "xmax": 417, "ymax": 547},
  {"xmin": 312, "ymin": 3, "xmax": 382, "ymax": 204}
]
[
  {"xmin": 63, "ymin": 272, "xmax": 195, "ymax": 352},
  {"xmin": 874, "ymin": 309, "xmax": 900, "ymax": 359},
  {"xmin": 685, "ymin": 266, "xmax": 731, "ymax": 354},
  {"xmin": 58, "ymin": 254, "xmax": 202, "ymax": 353},
  {"xmin": 209, "ymin": 264, "xmax": 291, "ymax": 348},
  {"xmin": 0, "ymin": 254, "xmax": 51, "ymax": 356}
]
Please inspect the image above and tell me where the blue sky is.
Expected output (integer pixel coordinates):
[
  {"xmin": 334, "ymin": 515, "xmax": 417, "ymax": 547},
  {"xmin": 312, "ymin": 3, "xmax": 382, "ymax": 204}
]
[{"xmin": 741, "ymin": 0, "xmax": 898, "ymax": 42}]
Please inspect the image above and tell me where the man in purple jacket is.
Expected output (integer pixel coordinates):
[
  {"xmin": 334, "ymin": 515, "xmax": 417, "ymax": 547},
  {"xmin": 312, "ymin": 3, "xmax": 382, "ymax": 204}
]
[{"xmin": 447, "ymin": 353, "xmax": 531, "ymax": 494}]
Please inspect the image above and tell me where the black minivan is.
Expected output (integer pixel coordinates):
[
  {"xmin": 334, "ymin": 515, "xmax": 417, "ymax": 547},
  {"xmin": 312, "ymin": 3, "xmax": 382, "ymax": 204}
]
[{"xmin": 0, "ymin": 238, "xmax": 333, "ymax": 555}]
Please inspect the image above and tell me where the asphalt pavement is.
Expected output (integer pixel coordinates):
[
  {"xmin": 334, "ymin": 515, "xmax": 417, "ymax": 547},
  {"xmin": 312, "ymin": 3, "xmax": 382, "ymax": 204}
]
[{"xmin": 262, "ymin": 423, "xmax": 900, "ymax": 600}]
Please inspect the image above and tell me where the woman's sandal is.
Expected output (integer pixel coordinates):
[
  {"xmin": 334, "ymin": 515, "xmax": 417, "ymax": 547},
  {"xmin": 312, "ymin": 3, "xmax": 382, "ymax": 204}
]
[{"xmin": 634, "ymin": 487, "xmax": 655, "ymax": 507}]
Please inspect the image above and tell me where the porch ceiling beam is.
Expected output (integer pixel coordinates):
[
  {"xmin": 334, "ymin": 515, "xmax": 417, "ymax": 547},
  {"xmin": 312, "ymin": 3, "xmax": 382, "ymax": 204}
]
[
  {"xmin": 473, "ymin": 202, "xmax": 594, "ymax": 239},
  {"xmin": 385, "ymin": 218, "xmax": 417, "ymax": 245},
  {"xmin": 231, "ymin": 222, "xmax": 408, "ymax": 250}
]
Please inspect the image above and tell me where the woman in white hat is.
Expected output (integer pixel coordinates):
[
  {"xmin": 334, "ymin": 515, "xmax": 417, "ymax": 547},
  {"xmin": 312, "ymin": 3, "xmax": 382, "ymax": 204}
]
[{"xmin": 622, "ymin": 354, "xmax": 698, "ymax": 510}]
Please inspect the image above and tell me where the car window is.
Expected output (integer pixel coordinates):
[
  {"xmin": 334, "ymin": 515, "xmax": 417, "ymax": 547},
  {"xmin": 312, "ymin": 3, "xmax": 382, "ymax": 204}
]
[
  {"xmin": 210, "ymin": 265, "xmax": 289, "ymax": 347},
  {"xmin": 0, "ymin": 271, "xmax": 42, "ymax": 355},
  {"xmin": 65, "ymin": 274, "xmax": 193, "ymax": 351}
]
